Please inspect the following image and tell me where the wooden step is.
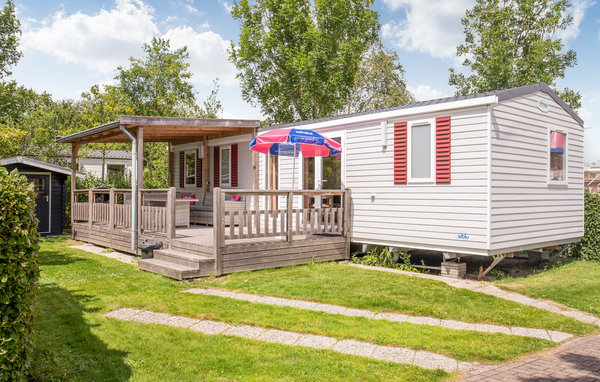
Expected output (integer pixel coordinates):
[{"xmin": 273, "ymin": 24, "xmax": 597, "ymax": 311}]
[
  {"xmin": 154, "ymin": 249, "xmax": 214, "ymax": 268},
  {"xmin": 138, "ymin": 258, "xmax": 205, "ymax": 280}
]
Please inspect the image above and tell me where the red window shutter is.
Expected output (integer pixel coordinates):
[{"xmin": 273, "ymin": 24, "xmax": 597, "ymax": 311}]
[
  {"xmin": 231, "ymin": 144, "xmax": 238, "ymax": 187},
  {"xmin": 195, "ymin": 151, "xmax": 202, "ymax": 188},
  {"xmin": 213, "ymin": 146, "xmax": 220, "ymax": 188},
  {"xmin": 179, "ymin": 152, "xmax": 185, "ymax": 188},
  {"xmin": 394, "ymin": 122, "xmax": 408, "ymax": 184},
  {"xmin": 436, "ymin": 116, "xmax": 451, "ymax": 184}
]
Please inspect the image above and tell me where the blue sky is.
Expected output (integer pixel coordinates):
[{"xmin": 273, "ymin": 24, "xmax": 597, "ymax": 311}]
[{"xmin": 10, "ymin": 0, "xmax": 600, "ymax": 162}]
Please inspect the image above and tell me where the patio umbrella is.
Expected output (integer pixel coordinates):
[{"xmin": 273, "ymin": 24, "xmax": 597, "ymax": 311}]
[{"xmin": 249, "ymin": 128, "xmax": 342, "ymax": 189}]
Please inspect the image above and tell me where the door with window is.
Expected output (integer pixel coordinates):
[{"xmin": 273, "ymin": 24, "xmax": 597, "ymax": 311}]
[
  {"xmin": 26, "ymin": 174, "xmax": 50, "ymax": 233},
  {"xmin": 321, "ymin": 137, "xmax": 342, "ymax": 207}
]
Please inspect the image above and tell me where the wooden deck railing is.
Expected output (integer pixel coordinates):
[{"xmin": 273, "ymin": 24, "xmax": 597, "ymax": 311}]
[
  {"xmin": 71, "ymin": 187, "xmax": 177, "ymax": 243},
  {"xmin": 213, "ymin": 188, "xmax": 351, "ymax": 275}
]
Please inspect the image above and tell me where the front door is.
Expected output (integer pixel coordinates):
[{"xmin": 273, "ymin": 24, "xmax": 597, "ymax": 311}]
[
  {"xmin": 26, "ymin": 174, "xmax": 50, "ymax": 233},
  {"xmin": 321, "ymin": 137, "xmax": 342, "ymax": 207}
]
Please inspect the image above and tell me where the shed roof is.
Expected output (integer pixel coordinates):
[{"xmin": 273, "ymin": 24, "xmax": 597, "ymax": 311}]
[
  {"xmin": 1, "ymin": 156, "xmax": 85, "ymax": 177},
  {"xmin": 55, "ymin": 115, "xmax": 261, "ymax": 145},
  {"xmin": 267, "ymin": 83, "xmax": 583, "ymax": 129}
]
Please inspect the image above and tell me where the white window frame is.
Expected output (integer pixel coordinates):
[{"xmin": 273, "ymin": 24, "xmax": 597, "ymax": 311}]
[
  {"xmin": 407, "ymin": 118, "xmax": 436, "ymax": 184},
  {"xmin": 184, "ymin": 151, "xmax": 196, "ymax": 186},
  {"xmin": 220, "ymin": 145, "xmax": 231, "ymax": 187},
  {"xmin": 547, "ymin": 128, "xmax": 568, "ymax": 185}
]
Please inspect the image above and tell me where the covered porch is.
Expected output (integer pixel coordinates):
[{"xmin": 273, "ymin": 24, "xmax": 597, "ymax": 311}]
[{"xmin": 57, "ymin": 116, "xmax": 350, "ymax": 279}]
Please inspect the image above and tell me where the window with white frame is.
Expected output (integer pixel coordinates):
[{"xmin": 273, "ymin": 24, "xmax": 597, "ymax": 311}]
[
  {"xmin": 549, "ymin": 130, "xmax": 566, "ymax": 182},
  {"xmin": 220, "ymin": 146, "xmax": 230, "ymax": 185},
  {"xmin": 185, "ymin": 152, "xmax": 195, "ymax": 185},
  {"xmin": 408, "ymin": 119, "xmax": 435, "ymax": 182}
]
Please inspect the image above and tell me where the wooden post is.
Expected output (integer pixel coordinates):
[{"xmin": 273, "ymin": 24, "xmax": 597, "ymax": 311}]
[
  {"xmin": 287, "ymin": 191, "xmax": 293, "ymax": 242},
  {"xmin": 88, "ymin": 189, "xmax": 93, "ymax": 231},
  {"xmin": 109, "ymin": 188, "xmax": 115, "ymax": 229},
  {"xmin": 213, "ymin": 188, "xmax": 223, "ymax": 276},
  {"xmin": 343, "ymin": 188, "xmax": 351, "ymax": 259},
  {"xmin": 166, "ymin": 187, "xmax": 176, "ymax": 248},
  {"xmin": 203, "ymin": 136, "xmax": 209, "ymax": 192},
  {"xmin": 167, "ymin": 143, "xmax": 173, "ymax": 187},
  {"xmin": 70, "ymin": 144, "xmax": 79, "ymax": 238},
  {"xmin": 136, "ymin": 127, "xmax": 144, "ymax": 241}
]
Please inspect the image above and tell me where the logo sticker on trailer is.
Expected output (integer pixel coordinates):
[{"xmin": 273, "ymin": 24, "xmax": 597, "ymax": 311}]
[{"xmin": 457, "ymin": 233, "xmax": 470, "ymax": 240}]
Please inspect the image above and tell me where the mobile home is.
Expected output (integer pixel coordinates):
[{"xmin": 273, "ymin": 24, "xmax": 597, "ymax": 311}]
[{"xmin": 255, "ymin": 83, "xmax": 584, "ymax": 270}]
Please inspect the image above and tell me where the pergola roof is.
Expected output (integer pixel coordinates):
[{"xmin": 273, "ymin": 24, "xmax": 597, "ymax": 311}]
[{"xmin": 55, "ymin": 115, "xmax": 261, "ymax": 145}]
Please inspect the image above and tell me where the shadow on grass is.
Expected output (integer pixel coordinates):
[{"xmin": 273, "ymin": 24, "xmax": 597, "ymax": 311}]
[{"xmin": 29, "ymin": 283, "xmax": 131, "ymax": 381}]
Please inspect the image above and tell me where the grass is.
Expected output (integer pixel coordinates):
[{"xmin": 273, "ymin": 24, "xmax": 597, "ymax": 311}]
[
  {"xmin": 31, "ymin": 238, "xmax": 597, "ymax": 380},
  {"xmin": 32, "ymin": 238, "xmax": 444, "ymax": 381},
  {"xmin": 202, "ymin": 261, "xmax": 597, "ymax": 336},
  {"xmin": 495, "ymin": 261, "xmax": 600, "ymax": 317}
]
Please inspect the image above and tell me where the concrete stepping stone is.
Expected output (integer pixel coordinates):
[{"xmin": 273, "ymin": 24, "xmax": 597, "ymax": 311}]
[
  {"xmin": 105, "ymin": 308, "xmax": 468, "ymax": 372},
  {"xmin": 182, "ymin": 288, "xmax": 573, "ymax": 343},
  {"xmin": 347, "ymin": 263, "xmax": 600, "ymax": 327}
]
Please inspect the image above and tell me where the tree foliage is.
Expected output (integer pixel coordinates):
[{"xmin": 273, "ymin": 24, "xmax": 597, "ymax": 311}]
[
  {"xmin": 0, "ymin": 168, "xmax": 39, "ymax": 381},
  {"xmin": 0, "ymin": 125, "xmax": 25, "ymax": 158},
  {"xmin": 116, "ymin": 37, "xmax": 198, "ymax": 118},
  {"xmin": 449, "ymin": 0, "xmax": 581, "ymax": 110},
  {"xmin": 230, "ymin": 0, "xmax": 380, "ymax": 124},
  {"xmin": 345, "ymin": 42, "xmax": 414, "ymax": 113},
  {"xmin": 0, "ymin": 0, "xmax": 21, "ymax": 78},
  {"xmin": 571, "ymin": 190, "xmax": 600, "ymax": 261}
]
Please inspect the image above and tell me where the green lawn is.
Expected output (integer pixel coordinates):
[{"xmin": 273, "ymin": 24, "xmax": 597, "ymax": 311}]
[
  {"xmin": 202, "ymin": 261, "xmax": 596, "ymax": 335},
  {"xmin": 32, "ymin": 238, "xmax": 444, "ymax": 381},
  {"xmin": 496, "ymin": 261, "xmax": 600, "ymax": 317},
  {"xmin": 31, "ymin": 238, "xmax": 596, "ymax": 380}
]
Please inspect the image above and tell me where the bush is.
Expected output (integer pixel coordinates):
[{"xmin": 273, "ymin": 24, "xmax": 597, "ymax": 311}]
[
  {"xmin": 572, "ymin": 190, "xmax": 600, "ymax": 261},
  {"xmin": 0, "ymin": 168, "xmax": 40, "ymax": 381},
  {"xmin": 352, "ymin": 246, "xmax": 419, "ymax": 272}
]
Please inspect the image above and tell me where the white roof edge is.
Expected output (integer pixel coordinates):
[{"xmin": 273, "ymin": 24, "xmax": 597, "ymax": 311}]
[
  {"xmin": 1, "ymin": 156, "xmax": 85, "ymax": 177},
  {"xmin": 275, "ymin": 95, "xmax": 499, "ymax": 131}
]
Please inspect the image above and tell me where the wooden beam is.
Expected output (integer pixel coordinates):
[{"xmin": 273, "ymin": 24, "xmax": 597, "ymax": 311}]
[
  {"xmin": 70, "ymin": 144, "xmax": 80, "ymax": 236},
  {"xmin": 203, "ymin": 136, "xmax": 209, "ymax": 192},
  {"xmin": 120, "ymin": 115, "xmax": 260, "ymax": 129},
  {"xmin": 168, "ymin": 142, "xmax": 173, "ymax": 187}
]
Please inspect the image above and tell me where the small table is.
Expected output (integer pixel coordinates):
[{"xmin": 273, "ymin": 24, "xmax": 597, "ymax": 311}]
[{"xmin": 176, "ymin": 199, "xmax": 198, "ymax": 228}]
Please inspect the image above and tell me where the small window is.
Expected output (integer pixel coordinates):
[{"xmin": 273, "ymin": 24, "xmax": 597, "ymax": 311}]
[
  {"xmin": 185, "ymin": 152, "xmax": 195, "ymax": 185},
  {"xmin": 549, "ymin": 131, "xmax": 566, "ymax": 182},
  {"xmin": 107, "ymin": 164, "xmax": 125, "ymax": 180},
  {"xmin": 221, "ymin": 147, "xmax": 230, "ymax": 185},
  {"xmin": 408, "ymin": 120, "xmax": 434, "ymax": 182}
]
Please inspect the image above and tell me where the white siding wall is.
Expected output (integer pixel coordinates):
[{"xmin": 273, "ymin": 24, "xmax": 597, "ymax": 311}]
[
  {"xmin": 79, "ymin": 158, "xmax": 131, "ymax": 178},
  {"xmin": 489, "ymin": 92, "xmax": 584, "ymax": 252},
  {"xmin": 173, "ymin": 137, "xmax": 254, "ymax": 207}
]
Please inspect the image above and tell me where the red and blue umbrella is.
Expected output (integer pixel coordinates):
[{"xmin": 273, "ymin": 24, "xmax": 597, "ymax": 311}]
[
  {"xmin": 249, "ymin": 128, "xmax": 342, "ymax": 190},
  {"xmin": 249, "ymin": 128, "xmax": 342, "ymax": 157}
]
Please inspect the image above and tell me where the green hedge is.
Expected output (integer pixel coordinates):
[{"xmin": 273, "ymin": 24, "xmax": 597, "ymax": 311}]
[
  {"xmin": 572, "ymin": 190, "xmax": 600, "ymax": 261},
  {"xmin": 0, "ymin": 168, "xmax": 40, "ymax": 381}
]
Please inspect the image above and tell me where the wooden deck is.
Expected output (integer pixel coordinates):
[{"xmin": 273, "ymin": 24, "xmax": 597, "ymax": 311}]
[{"xmin": 71, "ymin": 188, "xmax": 350, "ymax": 279}]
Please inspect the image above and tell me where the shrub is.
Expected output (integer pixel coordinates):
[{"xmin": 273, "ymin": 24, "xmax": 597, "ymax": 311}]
[
  {"xmin": 572, "ymin": 190, "xmax": 600, "ymax": 261},
  {"xmin": 0, "ymin": 168, "xmax": 40, "ymax": 381},
  {"xmin": 352, "ymin": 246, "xmax": 419, "ymax": 272}
]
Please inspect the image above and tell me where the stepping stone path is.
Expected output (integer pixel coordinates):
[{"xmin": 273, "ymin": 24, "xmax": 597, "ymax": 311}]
[
  {"xmin": 183, "ymin": 288, "xmax": 573, "ymax": 342},
  {"xmin": 349, "ymin": 263, "xmax": 600, "ymax": 326},
  {"xmin": 105, "ymin": 308, "xmax": 473, "ymax": 372},
  {"xmin": 71, "ymin": 243, "xmax": 137, "ymax": 265}
]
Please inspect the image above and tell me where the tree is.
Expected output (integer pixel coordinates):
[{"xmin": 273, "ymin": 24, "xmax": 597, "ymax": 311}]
[
  {"xmin": 0, "ymin": 125, "xmax": 24, "ymax": 158},
  {"xmin": 230, "ymin": 0, "xmax": 380, "ymax": 124},
  {"xmin": 116, "ymin": 37, "xmax": 198, "ymax": 118},
  {"xmin": 449, "ymin": 0, "xmax": 581, "ymax": 110},
  {"xmin": 345, "ymin": 42, "xmax": 414, "ymax": 114},
  {"xmin": 79, "ymin": 84, "xmax": 133, "ymax": 179},
  {"xmin": 0, "ymin": 0, "xmax": 21, "ymax": 78}
]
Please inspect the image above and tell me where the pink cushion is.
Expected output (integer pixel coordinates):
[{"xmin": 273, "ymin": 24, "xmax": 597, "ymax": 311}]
[
  {"xmin": 232, "ymin": 195, "xmax": 240, "ymax": 201},
  {"xmin": 182, "ymin": 194, "xmax": 196, "ymax": 205}
]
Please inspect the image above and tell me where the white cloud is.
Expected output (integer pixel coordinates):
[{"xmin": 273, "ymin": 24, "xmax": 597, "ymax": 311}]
[
  {"xmin": 581, "ymin": 92, "xmax": 600, "ymax": 163},
  {"xmin": 163, "ymin": 26, "xmax": 237, "ymax": 86},
  {"xmin": 558, "ymin": 0, "xmax": 595, "ymax": 43},
  {"xmin": 218, "ymin": 0, "xmax": 234, "ymax": 13},
  {"xmin": 382, "ymin": 0, "xmax": 474, "ymax": 58},
  {"xmin": 21, "ymin": 0, "xmax": 236, "ymax": 88},
  {"xmin": 22, "ymin": 0, "xmax": 158, "ymax": 73},
  {"xmin": 407, "ymin": 84, "xmax": 448, "ymax": 101}
]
